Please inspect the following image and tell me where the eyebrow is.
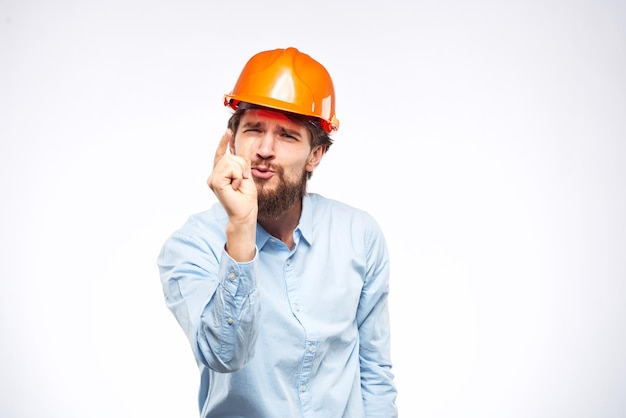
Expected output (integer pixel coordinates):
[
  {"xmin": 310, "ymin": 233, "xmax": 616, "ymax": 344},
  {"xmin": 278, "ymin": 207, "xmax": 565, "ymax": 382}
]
[
  {"xmin": 241, "ymin": 121, "xmax": 263, "ymax": 130},
  {"xmin": 278, "ymin": 126, "xmax": 303, "ymax": 139}
]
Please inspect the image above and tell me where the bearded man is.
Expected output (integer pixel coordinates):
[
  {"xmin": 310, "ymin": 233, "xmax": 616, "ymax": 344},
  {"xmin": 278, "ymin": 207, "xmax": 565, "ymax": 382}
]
[{"xmin": 157, "ymin": 47, "xmax": 398, "ymax": 418}]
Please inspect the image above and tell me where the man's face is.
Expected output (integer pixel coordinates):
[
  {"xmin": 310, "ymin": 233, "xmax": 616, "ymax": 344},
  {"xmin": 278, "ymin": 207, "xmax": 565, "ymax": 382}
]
[{"xmin": 232, "ymin": 109, "xmax": 323, "ymax": 219}]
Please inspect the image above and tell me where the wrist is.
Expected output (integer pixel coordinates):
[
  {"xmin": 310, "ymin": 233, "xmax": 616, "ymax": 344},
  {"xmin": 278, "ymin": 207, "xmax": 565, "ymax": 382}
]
[{"xmin": 225, "ymin": 220, "xmax": 256, "ymax": 262}]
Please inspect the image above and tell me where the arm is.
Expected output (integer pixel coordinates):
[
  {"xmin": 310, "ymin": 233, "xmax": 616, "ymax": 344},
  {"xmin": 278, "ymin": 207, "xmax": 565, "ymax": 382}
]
[
  {"xmin": 157, "ymin": 227, "xmax": 260, "ymax": 373},
  {"xmin": 157, "ymin": 129, "xmax": 262, "ymax": 372},
  {"xmin": 356, "ymin": 219, "xmax": 398, "ymax": 417}
]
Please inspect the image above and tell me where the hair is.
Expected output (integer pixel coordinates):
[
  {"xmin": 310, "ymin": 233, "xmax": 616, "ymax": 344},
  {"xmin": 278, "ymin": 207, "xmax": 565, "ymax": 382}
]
[{"xmin": 227, "ymin": 103, "xmax": 334, "ymax": 153}]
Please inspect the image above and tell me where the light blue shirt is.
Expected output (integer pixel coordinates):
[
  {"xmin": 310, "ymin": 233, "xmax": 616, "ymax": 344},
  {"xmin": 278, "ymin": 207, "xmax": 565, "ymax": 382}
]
[{"xmin": 157, "ymin": 193, "xmax": 397, "ymax": 417}]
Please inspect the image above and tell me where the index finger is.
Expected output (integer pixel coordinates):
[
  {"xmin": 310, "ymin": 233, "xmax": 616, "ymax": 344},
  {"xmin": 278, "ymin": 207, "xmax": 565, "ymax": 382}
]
[{"xmin": 213, "ymin": 129, "xmax": 233, "ymax": 169}]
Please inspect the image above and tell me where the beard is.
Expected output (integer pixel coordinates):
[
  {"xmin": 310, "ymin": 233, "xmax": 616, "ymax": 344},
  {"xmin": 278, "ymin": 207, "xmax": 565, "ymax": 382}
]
[{"xmin": 255, "ymin": 165, "xmax": 308, "ymax": 221}]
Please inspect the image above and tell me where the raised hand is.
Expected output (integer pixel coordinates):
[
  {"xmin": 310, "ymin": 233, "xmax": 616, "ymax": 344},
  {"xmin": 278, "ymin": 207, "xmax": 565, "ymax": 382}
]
[{"xmin": 207, "ymin": 129, "xmax": 257, "ymax": 261}]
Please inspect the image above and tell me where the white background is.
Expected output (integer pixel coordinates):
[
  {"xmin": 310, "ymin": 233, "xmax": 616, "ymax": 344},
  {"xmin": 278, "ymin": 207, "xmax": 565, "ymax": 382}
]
[{"xmin": 2, "ymin": 0, "xmax": 625, "ymax": 417}]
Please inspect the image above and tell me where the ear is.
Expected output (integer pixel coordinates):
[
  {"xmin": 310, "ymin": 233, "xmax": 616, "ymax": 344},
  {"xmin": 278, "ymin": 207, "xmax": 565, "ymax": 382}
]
[
  {"xmin": 306, "ymin": 145, "xmax": 326, "ymax": 172},
  {"xmin": 229, "ymin": 130, "xmax": 236, "ymax": 154}
]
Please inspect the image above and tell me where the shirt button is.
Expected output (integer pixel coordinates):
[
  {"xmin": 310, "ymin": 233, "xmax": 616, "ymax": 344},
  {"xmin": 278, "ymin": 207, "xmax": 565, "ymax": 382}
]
[
  {"xmin": 228, "ymin": 272, "xmax": 236, "ymax": 281},
  {"xmin": 293, "ymin": 304, "xmax": 300, "ymax": 312},
  {"xmin": 307, "ymin": 345, "xmax": 314, "ymax": 353},
  {"xmin": 286, "ymin": 258, "xmax": 291, "ymax": 266},
  {"xmin": 300, "ymin": 385, "xmax": 307, "ymax": 392},
  {"xmin": 226, "ymin": 317, "xmax": 233, "ymax": 325}
]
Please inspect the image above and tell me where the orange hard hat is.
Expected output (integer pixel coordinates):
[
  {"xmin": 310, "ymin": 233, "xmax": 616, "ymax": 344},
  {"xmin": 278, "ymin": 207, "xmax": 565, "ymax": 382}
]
[{"xmin": 224, "ymin": 47, "xmax": 339, "ymax": 133}]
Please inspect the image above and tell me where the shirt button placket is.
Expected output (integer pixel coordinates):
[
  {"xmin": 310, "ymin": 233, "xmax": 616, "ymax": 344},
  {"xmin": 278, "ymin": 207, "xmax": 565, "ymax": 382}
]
[
  {"xmin": 298, "ymin": 340, "xmax": 316, "ymax": 410},
  {"xmin": 284, "ymin": 257, "xmax": 300, "ymax": 315}
]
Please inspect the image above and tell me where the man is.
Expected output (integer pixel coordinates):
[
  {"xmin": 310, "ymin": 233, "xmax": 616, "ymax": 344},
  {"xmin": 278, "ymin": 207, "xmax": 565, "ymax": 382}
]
[{"xmin": 157, "ymin": 47, "xmax": 397, "ymax": 417}]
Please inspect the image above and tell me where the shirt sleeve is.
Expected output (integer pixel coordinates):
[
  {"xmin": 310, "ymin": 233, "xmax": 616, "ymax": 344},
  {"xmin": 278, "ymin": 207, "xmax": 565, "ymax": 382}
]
[
  {"xmin": 356, "ymin": 218, "xmax": 398, "ymax": 417},
  {"xmin": 157, "ymin": 230, "xmax": 260, "ymax": 373}
]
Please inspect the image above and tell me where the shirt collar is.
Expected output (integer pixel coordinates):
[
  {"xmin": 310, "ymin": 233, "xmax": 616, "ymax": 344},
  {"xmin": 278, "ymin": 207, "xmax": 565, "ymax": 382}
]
[
  {"xmin": 298, "ymin": 194, "xmax": 313, "ymax": 245},
  {"xmin": 255, "ymin": 194, "xmax": 313, "ymax": 250}
]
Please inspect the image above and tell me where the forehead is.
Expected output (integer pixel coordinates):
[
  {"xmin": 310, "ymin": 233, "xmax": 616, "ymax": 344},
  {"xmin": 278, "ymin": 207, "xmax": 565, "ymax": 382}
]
[{"xmin": 241, "ymin": 109, "xmax": 305, "ymax": 129}]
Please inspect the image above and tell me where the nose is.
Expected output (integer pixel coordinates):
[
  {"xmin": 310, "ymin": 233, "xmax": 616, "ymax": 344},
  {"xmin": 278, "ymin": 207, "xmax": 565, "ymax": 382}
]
[{"xmin": 256, "ymin": 132, "xmax": 276, "ymax": 160}]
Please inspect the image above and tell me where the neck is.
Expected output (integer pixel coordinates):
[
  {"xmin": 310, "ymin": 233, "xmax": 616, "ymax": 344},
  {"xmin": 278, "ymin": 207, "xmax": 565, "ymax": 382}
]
[{"xmin": 258, "ymin": 199, "xmax": 302, "ymax": 250}]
